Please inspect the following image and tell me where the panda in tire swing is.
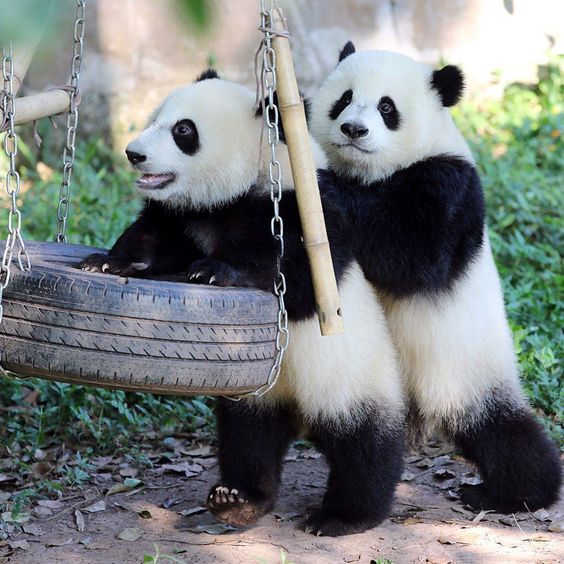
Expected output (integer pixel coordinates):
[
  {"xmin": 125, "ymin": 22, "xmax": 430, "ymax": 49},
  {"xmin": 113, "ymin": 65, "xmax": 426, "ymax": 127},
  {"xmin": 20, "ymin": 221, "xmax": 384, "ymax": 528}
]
[
  {"xmin": 79, "ymin": 70, "xmax": 407, "ymax": 537},
  {"xmin": 309, "ymin": 42, "xmax": 562, "ymax": 514}
]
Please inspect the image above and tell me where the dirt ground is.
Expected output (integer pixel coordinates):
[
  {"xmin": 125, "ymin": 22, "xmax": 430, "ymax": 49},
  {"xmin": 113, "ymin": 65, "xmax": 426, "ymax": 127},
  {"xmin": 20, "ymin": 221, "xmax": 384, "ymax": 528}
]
[{"xmin": 1, "ymin": 439, "xmax": 562, "ymax": 564}]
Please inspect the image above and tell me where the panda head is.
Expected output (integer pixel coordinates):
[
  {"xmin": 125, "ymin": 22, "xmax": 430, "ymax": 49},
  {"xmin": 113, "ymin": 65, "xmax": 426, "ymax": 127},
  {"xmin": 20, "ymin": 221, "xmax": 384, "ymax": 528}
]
[
  {"xmin": 310, "ymin": 43, "xmax": 470, "ymax": 184},
  {"xmin": 125, "ymin": 70, "xmax": 288, "ymax": 209}
]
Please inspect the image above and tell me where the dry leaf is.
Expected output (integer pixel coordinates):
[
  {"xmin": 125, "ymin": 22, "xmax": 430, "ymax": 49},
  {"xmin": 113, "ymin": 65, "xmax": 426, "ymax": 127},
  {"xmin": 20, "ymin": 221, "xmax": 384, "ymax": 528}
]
[
  {"xmin": 401, "ymin": 470, "xmax": 415, "ymax": 482},
  {"xmin": 179, "ymin": 506, "xmax": 206, "ymax": 517},
  {"xmin": 45, "ymin": 537, "xmax": 75, "ymax": 547},
  {"xmin": 75, "ymin": 510, "xmax": 85, "ymax": 533},
  {"xmin": 119, "ymin": 467, "xmax": 138, "ymax": 478},
  {"xmin": 22, "ymin": 523, "xmax": 43, "ymax": 536},
  {"xmin": 187, "ymin": 523, "xmax": 235, "ymax": 535},
  {"xmin": 183, "ymin": 445, "xmax": 213, "ymax": 457},
  {"xmin": 433, "ymin": 469, "xmax": 456, "ymax": 481},
  {"xmin": 414, "ymin": 457, "xmax": 434, "ymax": 469},
  {"xmin": 106, "ymin": 478, "xmax": 142, "ymax": 496},
  {"xmin": 37, "ymin": 500, "xmax": 63, "ymax": 509},
  {"xmin": 343, "ymin": 555, "xmax": 361, "ymax": 563},
  {"xmin": 532, "ymin": 509, "xmax": 550, "ymax": 521},
  {"xmin": 83, "ymin": 500, "xmax": 106, "ymax": 513},
  {"xmin": 161, "ymin": 462, "xmax": 203, "ymax": 477},
  {"xmin": 8, "ymin": 540, "xmax": 29, "ymax": 550},
  {"xmin": 117, "ymin": 527, "xmax": 142, "ymax": 542},
  {"xmin": 472, "ymin": 509, "xmax": 494, "ymax": 524},
  {"xmin": 0, "ymin": 474, "xmax": 15, "ymax": 483},
  {"xmin": 548, "ymin": 520, "xmax": 563, "ymax": 533},
  {"xmin": 1, "ymin": 511, "xmax": 30, "ymax": 524},
  {"xmin": 31, "ymin": 461, "xmax": 53, "ymax": 478}
]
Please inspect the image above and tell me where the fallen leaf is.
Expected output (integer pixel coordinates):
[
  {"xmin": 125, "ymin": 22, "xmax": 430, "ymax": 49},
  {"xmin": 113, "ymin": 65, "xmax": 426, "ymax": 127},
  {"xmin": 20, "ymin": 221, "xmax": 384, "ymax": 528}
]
[
  {"xmin": 460, "ymin": 474, "xmax": 482, "ymax": 486},
  {"xmin": 187, "ymin": 523, "xmax": 236, "ymax": 535},
  {"xmin": 499, "ymin": 516, "xmax": 516, "ymax": 527},
  {"xmin": 119, "ymin": 467, "xmax": 138, "ymax": 478},
  {"xmin": 31, "ymin": 461, "xmax": 53, "ymax": 478},
  {"xmin": 37, "ymin": 500, "xmax": 63, "ymax": 509},
  {"xmin": 0, "ymin": 474, "xmax": 15, "ymax": 483},
  {"xmin": 414, "ymin": 457, "xmax": 435, "ymax": 469},
  {"xmin": 343, "ymin": 555, "xmax": 361, "ymax": 563},
  {"xmin": 137, "ymin": 509, "xmax": 152, "ymax": 519},
  {"xmin": 274, "ymin": 511, "xmax": 302, "ymax": 522},
  {"xmin": 8, "ymin": 540, "xmax": 29, "ymax": 550},
  {"xmin": 1, "ymin": 511, "xmax": 30, "ymax": 523},
  {"xmin": 161, "ymin": 462, "xmax": 203, "ymax": 477},
  {"xmin": 433, "ymin": 469, "xmax": 456, "ymax": 481},
  {"xmin": 437, "ymin": 536, "xmax": 454, "ymax": 545},
  {"xmin": 0, "ymin": 492, "xmax": 11, "ymax": 503},
  {"xmin": 22, "ymin": 524, "xmax": 43, "ymax": 536},
  {"xmin": 75, "ymin": 510, "xmax": 85, "ymax": 533},
  {"xmin": 79, "ymin": 536, "xmax": 92, "ymax": 545},
  {"xmin": 162, "ymin": 497, "xmax": 181, "ymax": 509},
  {"xmin": 401, "ymin": 470, "xmax": 415, "ymax": 482},
  {"xmin": 45, "ymin": 537, "xmax": 75, "ymax": 547},
  {"xmin": 117, "ymin": 527, "xmax": 142, "ymax": 542},
  {"xmin": 33, "ymin": 507, "xmax": 52, "ymax": 518},
  {"xmin": 532, "ymin": 509, "xmax": 550, "ymax": 521},
  {"xmin": 179, "ymin": 506, "xmax": 206, "ymax": 517},
  {"xmin": 548, "ymin": 520, "xmax": 563, "ymax": 533},
  {"xmin": 445, "ymin": 489, "xmax": 460, "ymax": 501},
  {"xmin": 107, "ymin": 478, "xmax": 142, "ymax": 496},
  {"xmin": 83, "ymin": 500, "xmax": 106, "ymax": 513},
  {"xmin": 472, "ymin": 509, "xmax": 494, "ymax": 524},
  {"xmin": 183, "ymin": 445, "xmax": 213, "ymax": 457}
]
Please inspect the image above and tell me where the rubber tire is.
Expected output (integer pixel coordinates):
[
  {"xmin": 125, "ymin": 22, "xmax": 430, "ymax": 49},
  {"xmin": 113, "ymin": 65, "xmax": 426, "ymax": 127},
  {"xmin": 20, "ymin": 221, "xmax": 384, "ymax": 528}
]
[{"xmin": 0, "ymin": 241, "xmax": 278, "ymax": 396}]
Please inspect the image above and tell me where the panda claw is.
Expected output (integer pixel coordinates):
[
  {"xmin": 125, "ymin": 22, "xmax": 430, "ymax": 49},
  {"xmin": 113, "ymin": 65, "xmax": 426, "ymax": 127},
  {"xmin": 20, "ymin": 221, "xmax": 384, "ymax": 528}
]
[
  {"xmin": 101, "ymin": 263, "xmax": 110, "ymax": 273},
  {"xmin": 209, "ymin": 275, "xmax": 217, "ymax": 284}
]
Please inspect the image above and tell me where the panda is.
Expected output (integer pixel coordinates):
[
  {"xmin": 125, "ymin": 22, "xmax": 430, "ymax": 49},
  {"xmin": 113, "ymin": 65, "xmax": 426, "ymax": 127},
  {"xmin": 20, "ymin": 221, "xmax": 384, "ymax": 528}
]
[
  {"xmin": 309, "ymin": 42, "xmax": 561, "ymax": 514},
  {"xmin": 79, "ymin": 70, "xmax": 406, "ymax": 536}
]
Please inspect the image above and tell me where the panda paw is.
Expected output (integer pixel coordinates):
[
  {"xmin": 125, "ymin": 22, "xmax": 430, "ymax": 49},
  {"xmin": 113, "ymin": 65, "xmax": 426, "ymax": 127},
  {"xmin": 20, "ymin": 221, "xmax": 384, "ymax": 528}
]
[
  {"xmin": 186, "ymin": 259, "xmax": 247, "ymax": 287},
  {"xmin": 78, "ymin": 253, "xmax": 149, "ymax": 276},
  {"xmin": 303, "ymin": 509, "xmax": 378, "ymax": 537},
  {"xmin": 206, "ymin": 484, "xmax": 270, "ymax": 527}
]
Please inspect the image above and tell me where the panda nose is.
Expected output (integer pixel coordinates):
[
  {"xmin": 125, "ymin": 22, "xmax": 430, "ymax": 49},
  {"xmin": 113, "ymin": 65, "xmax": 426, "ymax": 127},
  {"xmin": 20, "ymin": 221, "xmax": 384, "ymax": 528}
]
[
  {"xmin": 125, "ymin": 150, "xmax": 147, "ymax": 165},
  {"xmin": 341, "ymin": 122, "xmax": 369, "ymax": 139}
]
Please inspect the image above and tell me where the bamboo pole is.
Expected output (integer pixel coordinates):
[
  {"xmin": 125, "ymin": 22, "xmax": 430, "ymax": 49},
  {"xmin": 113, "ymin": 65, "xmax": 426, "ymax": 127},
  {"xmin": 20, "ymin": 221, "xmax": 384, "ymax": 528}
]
[
  {"xmin": 12, "ymin": 44, "xmax": 39, "ymax": 97},
  {"xmin": 6, "ymin": 90, "xmax": 71, "ymax": 126},
  {"xmin": 269, "ymin": 9, "xmax": 344, "ymax": 336}
]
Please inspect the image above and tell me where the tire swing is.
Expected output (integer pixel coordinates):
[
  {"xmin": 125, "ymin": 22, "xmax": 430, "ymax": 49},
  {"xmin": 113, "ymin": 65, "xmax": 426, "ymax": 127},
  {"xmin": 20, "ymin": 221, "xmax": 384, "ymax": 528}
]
[{"xmin": 0, "ymin": 1, "xmax": 343, "ymax": 397}]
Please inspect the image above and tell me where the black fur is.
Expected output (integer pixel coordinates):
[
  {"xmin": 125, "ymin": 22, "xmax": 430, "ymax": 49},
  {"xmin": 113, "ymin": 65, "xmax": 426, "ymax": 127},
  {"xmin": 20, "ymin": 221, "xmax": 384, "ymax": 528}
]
[
  {"xmin": 453, "ymin": 398, "xmax": 562, "ymax": 513},
  {"xmin": 172, "ymin": 119, "xmax": 200, "ymax": 155},
  {"xmin": 207, "ymin": 399, "xmax": 297, "ymax": 527},
  {"xmin": 304, "ymin": 408, "xmax": 405, "ymax": 536},
  {"xmin": 195, "ymin": 68, "xmax": 219, "ymax": 82},
  {"xmin": 319, "ymin": 155, "xmax": 485, "ymax": 297},
  {"xmin": 378, "ymin": 96, "xmax": 400, "ymax": 131},
  {"xmin": 329, "ymin": 89, "xmax": 353, "ymax": 120},
  {"xmin": 338, "ymin": 41, "xmax": 356, "ymax": 63},
  {"xmin": 431, "ymin": 65, "xmax": 464, "ymax": 107}
]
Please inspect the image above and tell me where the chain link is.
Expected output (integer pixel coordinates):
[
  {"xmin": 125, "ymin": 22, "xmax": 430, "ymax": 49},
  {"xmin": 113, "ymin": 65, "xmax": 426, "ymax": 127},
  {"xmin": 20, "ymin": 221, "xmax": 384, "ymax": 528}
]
[
  {"xmin": 228, "ymin": 0, "xmax": 288, "ymax": 400},
  {"xmin": 0, "ymin": 42, "xmax": 31, "ymax": 327},
  {"xmin": 56, "ymin": 0, "xmax": 87, "ymax": 243}
]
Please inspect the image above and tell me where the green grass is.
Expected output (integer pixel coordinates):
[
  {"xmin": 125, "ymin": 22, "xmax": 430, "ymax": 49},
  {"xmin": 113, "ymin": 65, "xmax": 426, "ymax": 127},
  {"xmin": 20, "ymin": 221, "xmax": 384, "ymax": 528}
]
[{"xmin": 0, "ymin": 58, "xmax": 562, "ymax": 464}]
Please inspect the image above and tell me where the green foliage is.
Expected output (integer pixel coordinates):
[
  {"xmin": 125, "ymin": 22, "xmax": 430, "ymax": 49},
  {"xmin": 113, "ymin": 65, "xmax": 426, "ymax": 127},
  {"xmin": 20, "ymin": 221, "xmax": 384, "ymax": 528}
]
[{"xmin": 0, "ymin": 58, "xmax": 562, "ymax": 462}]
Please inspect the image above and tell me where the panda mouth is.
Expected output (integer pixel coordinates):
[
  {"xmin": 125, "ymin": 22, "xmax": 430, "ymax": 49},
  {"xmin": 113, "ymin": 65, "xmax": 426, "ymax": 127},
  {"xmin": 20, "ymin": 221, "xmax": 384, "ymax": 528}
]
[
  {"xmin": 136, "ymin": 173, "xmax": 176, "ymax": 190},
  {"xmin": 334, "ymin": 143, "xmax": 375, "ymax": 154}
]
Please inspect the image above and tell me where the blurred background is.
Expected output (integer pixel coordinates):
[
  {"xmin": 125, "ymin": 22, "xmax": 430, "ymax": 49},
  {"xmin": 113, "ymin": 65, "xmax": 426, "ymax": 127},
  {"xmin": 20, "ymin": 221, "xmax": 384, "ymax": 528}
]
[{"xmin": 0, "ymin": 0, "xmax": 561, "ymax": 483}]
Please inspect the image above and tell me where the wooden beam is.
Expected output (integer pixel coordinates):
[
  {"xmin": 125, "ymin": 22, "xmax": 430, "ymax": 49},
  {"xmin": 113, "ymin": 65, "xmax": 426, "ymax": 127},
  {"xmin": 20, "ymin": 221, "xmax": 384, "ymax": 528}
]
[
  {"xmin": 6, "ymin": 89, "xmax": 71, "ymax": 126},
  {"xmin": 270, "ymin": 9, "xmax": 344, "ymax": 336}
]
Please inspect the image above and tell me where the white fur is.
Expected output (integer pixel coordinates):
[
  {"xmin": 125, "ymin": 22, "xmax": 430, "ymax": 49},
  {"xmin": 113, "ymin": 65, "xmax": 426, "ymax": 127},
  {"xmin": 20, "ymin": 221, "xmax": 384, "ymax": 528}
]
[
  {"xmin": 264, "ymin": 261, "xmax": 404, "ymax": 425},
  {"xmin": 310, "ymin": 50, "xmax": 472, "ymax": 185},
  {"xmin": 127, "ymin": 78, "xmax": 327, "ymax": 209},
  {"xmin": 311, "ymin": 50, "xmax": 524, "ymax": 431}
]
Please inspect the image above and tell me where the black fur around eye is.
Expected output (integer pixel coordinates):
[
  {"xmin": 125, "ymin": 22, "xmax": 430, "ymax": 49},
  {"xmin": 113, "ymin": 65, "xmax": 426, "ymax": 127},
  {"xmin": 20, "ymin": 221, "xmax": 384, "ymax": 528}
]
[
  {"xmin": 329, "ymin": 89, "xmax": 353, "ymax": 120},
  {"xmin": 172, "ymin": 119, "xmax": 200, "ymax": 155},
  {"xmin": 378, "ymin": 96, "xmax": 400, "ymax": 131}
]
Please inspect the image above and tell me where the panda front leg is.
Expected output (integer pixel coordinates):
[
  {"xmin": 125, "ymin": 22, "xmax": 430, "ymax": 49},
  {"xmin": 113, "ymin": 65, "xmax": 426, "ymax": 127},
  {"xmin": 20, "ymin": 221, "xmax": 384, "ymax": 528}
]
[
  {"xmin": 207, "ymin": 398, "xmax": 296, "ymax": 527},
  {"xmin": 304, "ymin": 408, "xmax": 405, "ymax": 536},
  {"xmin": 452, "ymin": 396, "xmax": 561, "ymax": 513}
]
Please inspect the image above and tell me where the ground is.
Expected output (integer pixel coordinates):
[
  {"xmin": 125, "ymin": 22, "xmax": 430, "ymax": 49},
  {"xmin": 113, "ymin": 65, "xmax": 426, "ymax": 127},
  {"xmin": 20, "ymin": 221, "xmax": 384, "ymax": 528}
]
[{"xmin": 0, "ymin": 439, "xmax": 562, "ymax": 564}]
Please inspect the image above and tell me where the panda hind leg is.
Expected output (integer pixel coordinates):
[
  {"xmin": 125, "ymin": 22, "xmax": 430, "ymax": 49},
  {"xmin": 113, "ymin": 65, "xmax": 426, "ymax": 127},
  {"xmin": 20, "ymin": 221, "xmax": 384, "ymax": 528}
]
[
  {"xmin": 453, "ymin": 397, "xmax": 561, "ymax": 513},
  {"xmin": 304, "ymin": 406, "xmax": 405, "ymax": 536},
  {"xmin": 207, "ymin": 398, "xmax": 296, "ymax": 528}
]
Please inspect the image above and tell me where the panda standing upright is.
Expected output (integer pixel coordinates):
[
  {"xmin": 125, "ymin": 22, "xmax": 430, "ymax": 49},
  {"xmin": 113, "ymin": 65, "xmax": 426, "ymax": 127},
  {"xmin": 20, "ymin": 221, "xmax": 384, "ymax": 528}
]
[
  {"xmin": 80, "ymin": 71, "xmax": 407, "ymax": 536},
  {"xmin": 310, "ymin": 43, "xmax": 561, "ymax": 513}
]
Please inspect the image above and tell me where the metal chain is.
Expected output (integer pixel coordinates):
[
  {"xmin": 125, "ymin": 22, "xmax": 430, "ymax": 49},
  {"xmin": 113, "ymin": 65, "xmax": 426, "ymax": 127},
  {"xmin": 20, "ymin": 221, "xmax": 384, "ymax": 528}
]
[
  {"xmin": 0, "ymin": 42, "xmax": 31, "ymax": 328},
  {"xmin": 56, "ymin": 0, "xmax": 87, "ymax": 243},
  {"xmin": 243, "ymin": 0, "xmax": 289, "ymax": 398}
]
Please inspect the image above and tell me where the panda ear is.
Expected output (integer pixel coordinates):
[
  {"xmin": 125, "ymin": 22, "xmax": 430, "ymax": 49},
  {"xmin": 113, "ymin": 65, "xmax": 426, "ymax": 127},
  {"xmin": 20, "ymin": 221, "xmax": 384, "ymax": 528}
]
[
  {"xmin": 431, "ymin": 65, "xmax": 464, "ymax": 107},
  {"xmin": 338, "ymin": 41, "xmax": 356, "ymax": 64},
  {"xmin": 195, "ymin": 68, "xmax": 220, "ymax": 82}
]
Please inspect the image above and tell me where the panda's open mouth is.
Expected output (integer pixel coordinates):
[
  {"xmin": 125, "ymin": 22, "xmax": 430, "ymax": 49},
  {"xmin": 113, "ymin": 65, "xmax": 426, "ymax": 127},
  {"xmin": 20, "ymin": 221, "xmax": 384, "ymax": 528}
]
[{"xmin": 136, "ymin": 173, "xmax": 176, "ymax": 190}]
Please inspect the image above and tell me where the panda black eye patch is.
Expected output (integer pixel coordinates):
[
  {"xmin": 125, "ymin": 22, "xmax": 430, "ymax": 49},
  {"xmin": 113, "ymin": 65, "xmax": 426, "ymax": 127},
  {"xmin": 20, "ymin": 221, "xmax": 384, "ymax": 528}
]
[
  {"xmin": 378, "ymin": 96, "xmax": 400, "ymax": 131},
  {"xmin": 329, "ymin": 89, "xmax": 353, "ymax": 120},
  {"xmin": 172, "ymin": 119, "xmax": 200, "ymax": 155}
]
